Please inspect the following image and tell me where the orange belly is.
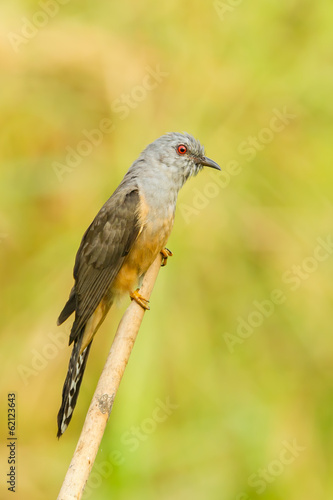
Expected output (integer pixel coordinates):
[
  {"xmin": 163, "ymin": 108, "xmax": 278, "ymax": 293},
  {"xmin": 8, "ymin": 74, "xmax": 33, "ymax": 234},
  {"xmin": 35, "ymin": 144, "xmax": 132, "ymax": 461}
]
[{"xmin": 112, "ymin": 216, "xmax": 173, "ymax": 296}]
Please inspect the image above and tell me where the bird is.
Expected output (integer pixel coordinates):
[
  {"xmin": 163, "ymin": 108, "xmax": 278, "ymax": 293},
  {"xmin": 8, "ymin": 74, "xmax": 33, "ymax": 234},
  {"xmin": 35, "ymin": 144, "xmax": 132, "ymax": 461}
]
[{"xmin": 56, "ymin": 132, "xmax": 220, "ymax": 437}]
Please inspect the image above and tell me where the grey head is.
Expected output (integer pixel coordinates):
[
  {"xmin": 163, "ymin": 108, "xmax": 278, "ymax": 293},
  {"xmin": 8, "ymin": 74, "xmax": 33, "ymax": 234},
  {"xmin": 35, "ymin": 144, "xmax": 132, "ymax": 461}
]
[{"xmin": 128, "ymin": 132, "xmax": 220, "ymax": 192}]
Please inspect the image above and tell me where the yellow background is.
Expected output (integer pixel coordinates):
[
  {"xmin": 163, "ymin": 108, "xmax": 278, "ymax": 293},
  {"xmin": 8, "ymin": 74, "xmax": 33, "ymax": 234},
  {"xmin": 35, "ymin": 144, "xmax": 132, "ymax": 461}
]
[{"xmin": 1, "ymin": 1, "xmax": 333, "ymax": 498}]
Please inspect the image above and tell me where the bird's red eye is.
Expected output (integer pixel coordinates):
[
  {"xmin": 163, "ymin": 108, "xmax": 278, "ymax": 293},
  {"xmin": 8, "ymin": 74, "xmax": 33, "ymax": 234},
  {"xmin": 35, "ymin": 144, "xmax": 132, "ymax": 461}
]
[{"xmin": 177, "ymin": 144, "xmax": 187, "ymax": 155}]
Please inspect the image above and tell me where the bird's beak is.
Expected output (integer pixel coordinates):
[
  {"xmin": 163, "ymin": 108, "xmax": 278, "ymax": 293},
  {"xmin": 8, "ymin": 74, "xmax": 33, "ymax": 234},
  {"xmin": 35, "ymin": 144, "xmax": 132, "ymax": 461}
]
[{"xmin": 200, "ymin": 156, "xmax": 221, "ymax": 170}]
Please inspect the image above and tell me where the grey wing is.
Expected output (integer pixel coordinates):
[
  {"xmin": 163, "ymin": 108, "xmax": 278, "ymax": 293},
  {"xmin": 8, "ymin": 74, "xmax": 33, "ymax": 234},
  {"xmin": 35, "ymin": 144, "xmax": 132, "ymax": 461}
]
[{"xmin": 58, "ymin": 188, "xmax": 141, "ymax": 344}]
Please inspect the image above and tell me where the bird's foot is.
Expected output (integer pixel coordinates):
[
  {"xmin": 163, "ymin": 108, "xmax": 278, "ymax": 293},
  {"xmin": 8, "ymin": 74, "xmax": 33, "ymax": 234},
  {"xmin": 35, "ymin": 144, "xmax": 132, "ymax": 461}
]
[
  {"xmin": 161, "ymin": 247, "xmax": 173, "ymax": 267},
  {"xmin": 130, "ymin": 289, "xmax": 150, "ymax": 310}
]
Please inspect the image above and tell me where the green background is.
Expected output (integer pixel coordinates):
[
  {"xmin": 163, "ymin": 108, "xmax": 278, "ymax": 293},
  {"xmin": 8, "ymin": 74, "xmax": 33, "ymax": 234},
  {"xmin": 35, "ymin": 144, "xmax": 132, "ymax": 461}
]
[{"xmin": 1, "ymin": 1, "xmax": 333, "ymax": 498}]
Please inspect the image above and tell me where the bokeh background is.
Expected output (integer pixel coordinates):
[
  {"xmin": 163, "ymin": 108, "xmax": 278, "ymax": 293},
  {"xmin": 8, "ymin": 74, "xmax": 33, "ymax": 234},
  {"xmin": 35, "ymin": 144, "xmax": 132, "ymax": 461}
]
[{"xmin": 1, "ymin": 1, "xmax": 333, "ymax": 498}]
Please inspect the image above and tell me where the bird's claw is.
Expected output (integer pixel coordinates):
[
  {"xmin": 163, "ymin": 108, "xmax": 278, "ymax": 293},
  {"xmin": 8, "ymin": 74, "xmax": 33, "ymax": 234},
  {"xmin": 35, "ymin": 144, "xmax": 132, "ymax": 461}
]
[
  {"xmin": 161, "ymin": 248, "xmax": 173, "ymax": 267},
  {"xmin": 130, "ymin": 289, "xmax": 150, "ymax": 310}
]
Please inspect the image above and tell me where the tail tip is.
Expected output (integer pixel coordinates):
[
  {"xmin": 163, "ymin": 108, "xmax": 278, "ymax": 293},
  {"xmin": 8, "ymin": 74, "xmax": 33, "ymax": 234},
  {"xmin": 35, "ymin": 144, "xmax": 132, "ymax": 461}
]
[{"xmin": 57, "ymin": 419, "xmax": 68, "ymax": 439}]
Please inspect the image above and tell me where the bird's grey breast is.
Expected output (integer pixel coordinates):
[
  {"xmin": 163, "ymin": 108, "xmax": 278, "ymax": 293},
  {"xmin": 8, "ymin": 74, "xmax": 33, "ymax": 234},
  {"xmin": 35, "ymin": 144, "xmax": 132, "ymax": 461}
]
[{"xmin": 137, "ymin": 174, "xmax": 177, "ymax": 233}]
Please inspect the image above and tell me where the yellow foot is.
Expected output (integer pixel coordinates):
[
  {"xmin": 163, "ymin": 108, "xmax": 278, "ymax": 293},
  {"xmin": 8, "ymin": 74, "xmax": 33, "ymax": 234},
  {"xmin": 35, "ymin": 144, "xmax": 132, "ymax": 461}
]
[
  {"xmin": 130, "ymin": 289, "xmax": 150, "ymax": 310},
  {"xmin": 161, "ymin": 247, "xmax": 173, "ymax": 267}
]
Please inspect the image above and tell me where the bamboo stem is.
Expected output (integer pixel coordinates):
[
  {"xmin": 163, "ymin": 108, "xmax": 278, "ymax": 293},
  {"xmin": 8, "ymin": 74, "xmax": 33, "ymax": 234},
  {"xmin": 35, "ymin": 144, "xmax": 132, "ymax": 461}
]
[{"xmin": 57, "ymin": 254, "xmax": 163, "ymax": 500}]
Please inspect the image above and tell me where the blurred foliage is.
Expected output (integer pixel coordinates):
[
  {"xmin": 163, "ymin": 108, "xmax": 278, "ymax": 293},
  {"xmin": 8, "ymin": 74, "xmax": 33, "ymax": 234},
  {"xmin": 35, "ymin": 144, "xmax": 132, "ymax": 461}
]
[{"xmin": 1, "ymin": 1, "xmax": 333, "ymax": 499}]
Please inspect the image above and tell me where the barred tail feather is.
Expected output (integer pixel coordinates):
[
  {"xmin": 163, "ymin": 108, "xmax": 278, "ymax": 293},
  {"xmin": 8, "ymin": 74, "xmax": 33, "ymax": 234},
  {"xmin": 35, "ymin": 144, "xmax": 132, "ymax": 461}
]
[{"xmin": 57, "ymin": 333, "xmax": 92, "ymax": 438}]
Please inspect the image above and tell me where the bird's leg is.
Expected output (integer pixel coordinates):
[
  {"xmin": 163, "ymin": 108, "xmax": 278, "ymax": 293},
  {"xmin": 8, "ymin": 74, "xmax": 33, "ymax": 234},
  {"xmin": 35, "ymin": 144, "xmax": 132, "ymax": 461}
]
[
  {"xmin": 160, "ymin": 247, "xmax": 173, "ymax": 267},
  {"xmin": 130, "ymin": 289, "xmax": 150, "ymax": 310}
]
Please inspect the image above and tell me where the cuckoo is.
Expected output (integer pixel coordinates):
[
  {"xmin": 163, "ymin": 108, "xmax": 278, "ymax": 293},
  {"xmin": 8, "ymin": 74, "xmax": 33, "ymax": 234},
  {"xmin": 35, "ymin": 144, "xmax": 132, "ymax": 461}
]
[{"xmin": 57, "ymin": 132, "xmax": 220, "ymax": 437}]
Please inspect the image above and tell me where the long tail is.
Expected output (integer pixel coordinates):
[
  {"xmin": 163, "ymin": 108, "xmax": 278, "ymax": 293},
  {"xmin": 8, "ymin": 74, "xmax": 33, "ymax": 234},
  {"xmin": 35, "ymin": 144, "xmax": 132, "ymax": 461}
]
[{"xmin": 57, "ymin": 331, "xmax": 92, "ymax": 438}]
